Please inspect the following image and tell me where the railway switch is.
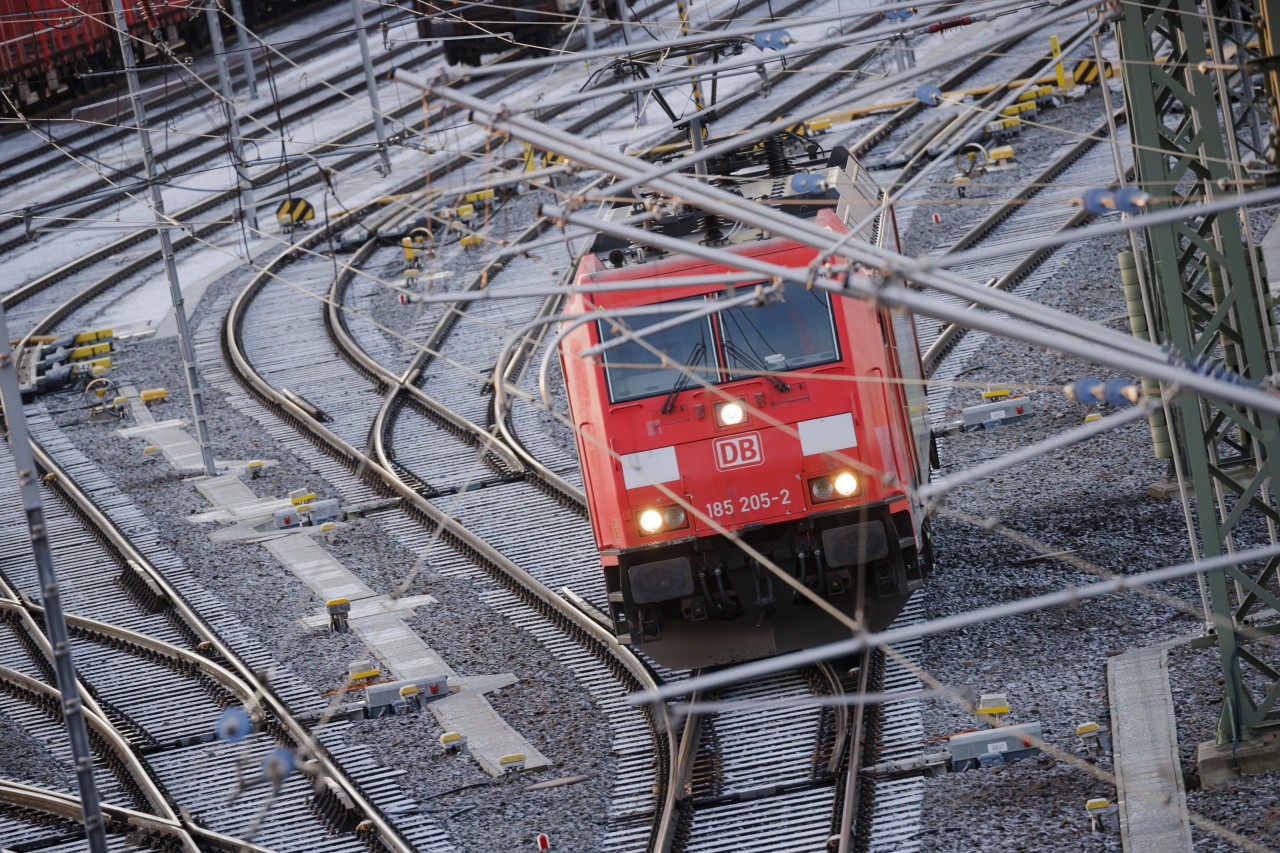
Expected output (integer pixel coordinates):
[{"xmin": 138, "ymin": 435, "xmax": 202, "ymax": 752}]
[
  {"xmin": 365, "ymin": 676, "xmax": 449, "ymax": 717},
  {"xmin": 1076, "ymin": 721, "xmax": 1112, "ymax": 756},
  {"xmin": 1084, "ymin": 798, "xmax": 1119, "ymax": 832},
  {"xmin": 948, "ymin": 722, "xmax": 1043, "ymax": 772}
]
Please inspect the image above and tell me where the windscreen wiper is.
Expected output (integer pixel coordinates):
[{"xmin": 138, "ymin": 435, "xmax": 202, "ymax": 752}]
[
  {"xmin": 661, "ymin": 341, "xmax": 706, "ymax": 414},
  {"xmin": 723, "ymin": 342, "xmax": 790, "ymax": 392}
]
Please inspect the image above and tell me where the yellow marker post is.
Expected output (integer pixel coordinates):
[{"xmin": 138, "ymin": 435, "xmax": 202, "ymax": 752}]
[{"xmin": 1051, "ymin": 35, "xmax": 1067, "ymax": 90}]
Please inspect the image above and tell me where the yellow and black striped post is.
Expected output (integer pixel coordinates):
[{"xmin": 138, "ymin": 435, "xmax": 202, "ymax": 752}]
[{"xmin": 677, "ymin": 0, "xmax": 705, "ymax": 125}]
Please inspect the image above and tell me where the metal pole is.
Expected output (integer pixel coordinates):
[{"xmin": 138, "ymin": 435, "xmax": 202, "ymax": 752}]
[
  {"xmin": 110, "ymin": 0, "xmax": 218, "ymax": 478},
  {"xmin": 227, "ymin": 0, "xmax": 258, "ymax": 99},
  {"xmin": 0, "ymin": 305, "xmax": 108, "ymax": 853},
  {"xmin": 205, "ymin": 0, "xmax": 258, "ymax": 232},
  {"xmin": 351, "ymin": 0, "xmax": 392, "ymax": 175},
  {"xmin": 580, "ymin": 0, "xmax": 596, "ymax": 51},
  {"xmin": 615, "ymin": 0, "xmax": 630, "ymax": 43}
]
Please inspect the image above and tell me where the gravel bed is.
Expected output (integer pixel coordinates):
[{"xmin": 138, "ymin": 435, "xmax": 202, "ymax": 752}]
[
  {"xmin": 0, "ymin": 712, "xmax": 73, "ymax": 789},
  {"xmin": 894, "ymin": 80, "xmax": 1280, "ymax": 853},
  {"xmin": 42, "ymin": 282, "xmax": 617, "ymax": 850}
]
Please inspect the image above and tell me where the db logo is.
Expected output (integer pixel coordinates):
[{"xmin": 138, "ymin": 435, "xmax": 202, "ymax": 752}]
[{"xmin": 713, "ymin": 433, "xmax": 764, "ymax": 471}]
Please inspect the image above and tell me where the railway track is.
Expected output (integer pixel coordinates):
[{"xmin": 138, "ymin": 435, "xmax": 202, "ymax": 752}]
[
  {"xmin": 0, "ymin": 6, "xmax": 1133, "ymax": 850},
  {"xmin": 486, "ymin": 21, "xmax": 1109, "ymax": 853},
  {"xmin": 1, "ymin": 0, "xmax": 778, "ymax": 843},
  {"xmin": 259, "ymin": 16, "xmax": 1121, "ymax": 845},
  {"xmin": 0, "ymin": 2, "xmax": 409, "ymax": 194},
  {"xmin": 0, "ymin": 409, "xmax": 445, "ymax": 849},
  {"xmin": 0, "ymin": 0, "xmax": 695, "ymax": 338},
  {"xmin": 0, "ymin": 14, "xmax": 689, "ymax": 841},
  {"xmin": 213, "ymin": 5, "xmax": 874, "ymax": 849}
]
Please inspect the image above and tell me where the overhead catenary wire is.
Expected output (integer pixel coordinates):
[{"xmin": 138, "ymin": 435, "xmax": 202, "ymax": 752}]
[
  {"xmin": 397, "ymin": 70, "xmax": 1280, "ymax": 419},
  {"xmin": 10, "ymin": 3, "xmax": 1269, "ymax": 845}
]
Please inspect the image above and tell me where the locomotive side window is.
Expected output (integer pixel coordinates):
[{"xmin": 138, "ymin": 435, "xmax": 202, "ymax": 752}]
[
  {"xmin": 597, "ymin": 300, "xmax": 715, "ymax": 404},
  {"xmin": 718, "ymin": 288, "xmax": 839, "ymax": 378}
]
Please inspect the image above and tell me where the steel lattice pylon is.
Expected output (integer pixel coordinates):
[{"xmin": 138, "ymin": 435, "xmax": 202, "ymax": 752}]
[{"xmin": 1116, "ymin": 0, "xmax": 1280, "ymax": 744}]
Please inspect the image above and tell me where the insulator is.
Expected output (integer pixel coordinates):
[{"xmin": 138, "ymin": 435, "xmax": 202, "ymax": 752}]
[
  {"xmin": 136, "ymin": 0, "xmax": 159, "ymax": 29},
  {"xmin": 699, "ymin": 213, "xmax": 726, "ymax": 244},
  {"xmin": 764, "ymin": 135, "xmax": 792, "ymax": 179},
  {"xmin": 927, "ymin": 15, "xmax": 973, "ymax": 32}
]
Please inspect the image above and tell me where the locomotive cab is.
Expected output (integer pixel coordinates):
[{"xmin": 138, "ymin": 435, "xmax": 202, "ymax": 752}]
[{"xmin": 560, "ymin": 141, "xmax": 933, "ymax": 669}]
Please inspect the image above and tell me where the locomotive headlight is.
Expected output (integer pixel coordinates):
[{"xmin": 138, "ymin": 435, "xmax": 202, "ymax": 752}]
[
  {"xmin": 833, "ymin": 471, "xmax": 859, "ymax": 497},
  {"xmin": 717, "ymin": 401, "xmax": 746, "ymax": 426},
  {"xmin": 811, "ymin": 478, "xmax": 834, "ymax": 501},
  {"xmin": 638, "ymin": 509, "xmax": 664, "ymax": 534},
  {"xmin": 638, "ymin": 505, "xmax": 688, "ymax": 536}
]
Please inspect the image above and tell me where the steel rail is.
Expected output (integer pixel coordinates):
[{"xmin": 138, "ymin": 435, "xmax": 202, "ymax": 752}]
[
  {"xmin": 0, "ymin": 779, "xmax": 274, "ymax": 852},
  {"xmin": 0, "ymin": 661, "xmax": 199, "ymax": 852},
  {"xmin": 652, "ymin": 681, "xmax": 703, "ymax": 853},
  {"xmin": 15, "ymin": 433, "xmax": 419, "ymax": 852},
  {"xmin": 0, "ymin": 0, "xmax": 645, "ymax": 320},
  {"xmin": 0, "ymin": 4, "xmax": 408, "ymax": 220},
  {"xmin": 326, "ymin": 224, "xmax": 532, "ymax": 476},
  {"xmin": 0, "ymin": 577, "xmax": 189, "ymax": 833},
  {"xmin": 920, "ymin": 110, "xmax": 1128, "ymax": 373},
  {"xmin": 832, "ymin": 652, "xmax": 874, "ymax": 853},
  {"xmin": 0, "ymin": 0, "xmax": 682, "ymax": 257},
  {"xmin": 0, "ymin": 593, "xmax": 278, "ymax": 716},
  {"xmin": 224, "ymin": 222, "xmax": 673, "ymax": 850}
]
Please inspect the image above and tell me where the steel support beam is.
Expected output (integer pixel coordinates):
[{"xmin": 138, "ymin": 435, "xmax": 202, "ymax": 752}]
[{"xmin": 1116, "ymin": 0, "xmax": 1280, "ymax": 745}]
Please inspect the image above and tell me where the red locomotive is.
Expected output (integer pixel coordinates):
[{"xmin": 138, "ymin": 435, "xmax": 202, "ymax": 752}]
[{"xmin": 559, "ymin": 139, "xmax": 934, "ymax": 669}]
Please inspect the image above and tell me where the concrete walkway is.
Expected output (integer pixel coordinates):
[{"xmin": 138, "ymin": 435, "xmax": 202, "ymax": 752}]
[
  {"xmin": 118, "ymin": 390, "xmax": 552, "ymax": 777},
  {"xmin": 1106, "ymin": 638, "xmax": 1194, "ymax": 853}
]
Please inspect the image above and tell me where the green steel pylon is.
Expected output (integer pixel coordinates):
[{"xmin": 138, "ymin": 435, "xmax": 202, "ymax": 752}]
[{"xmin": 1116, "ymin": 0, "xmax": 1280, "ymax": 744}]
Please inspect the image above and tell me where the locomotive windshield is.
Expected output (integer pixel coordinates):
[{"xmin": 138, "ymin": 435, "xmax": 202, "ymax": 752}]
[
  {"xmin": 598, "ymin": 301, "xmax": 715, "ymax": 403},
  {"xmin": 596, "ymin": 289, "xmax": 840, "ymax": 403},
  {"xmin": 719, "ymin": 289, "xmax": 839, "ymax": 378}
]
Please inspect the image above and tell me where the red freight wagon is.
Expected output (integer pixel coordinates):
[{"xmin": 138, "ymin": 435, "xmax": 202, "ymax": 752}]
[{"xmin": 1, "ymin": 0, "xmax": 199, "ymax": 110}]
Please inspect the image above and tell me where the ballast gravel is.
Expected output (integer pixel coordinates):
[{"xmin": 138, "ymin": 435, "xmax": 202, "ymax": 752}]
[
  {"xmin": 13, "ymin": 25, "xmax": 1280, "ymax": 853},
  {"xmin": 46, "ymin": 280, "xmax": 616, "ymax": 852},
  {"xmin": 897, "ymin": 85, "xmax": 1280, "ymax": 852}
]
